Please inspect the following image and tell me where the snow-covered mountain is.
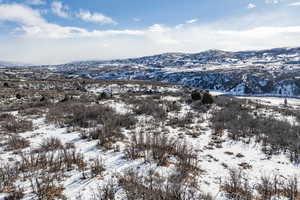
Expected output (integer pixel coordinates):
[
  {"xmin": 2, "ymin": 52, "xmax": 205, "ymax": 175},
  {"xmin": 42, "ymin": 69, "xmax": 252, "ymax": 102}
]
[{"xmin": 35, "ymin": 47, "xmax": 300, "ymax": 96}]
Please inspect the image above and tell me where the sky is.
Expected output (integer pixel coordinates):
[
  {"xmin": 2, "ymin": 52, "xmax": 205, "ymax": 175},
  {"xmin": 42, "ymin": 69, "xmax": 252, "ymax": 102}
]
[{"xmin": 1, "ymin": 0, "xmax": 300, "ymax": 64}]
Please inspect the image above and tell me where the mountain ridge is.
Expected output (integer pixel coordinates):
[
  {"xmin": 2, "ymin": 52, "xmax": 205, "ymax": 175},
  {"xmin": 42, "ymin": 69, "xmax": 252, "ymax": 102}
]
[{"xmin": 4, "ymin": 46, "xmax": 300, "ymax": 97}]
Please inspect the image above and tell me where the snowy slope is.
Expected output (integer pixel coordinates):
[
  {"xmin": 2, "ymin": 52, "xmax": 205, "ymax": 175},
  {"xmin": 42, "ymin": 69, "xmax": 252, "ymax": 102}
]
[
  {"xmin": 1, "ymin": 78, "xmax": 300, "ymax": 200},
  {"xmin": 37, "ymin": 46, "xmax": 300, "ymax": 97}
]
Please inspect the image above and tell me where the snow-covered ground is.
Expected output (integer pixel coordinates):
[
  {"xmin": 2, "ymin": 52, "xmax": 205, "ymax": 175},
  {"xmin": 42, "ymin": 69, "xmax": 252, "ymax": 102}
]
[
  {"xmin": 210, "ymin": 91, "xmax": 300, "ymax": 107},
  {"xmin": 236, "ymin": 96, "xmax": 300, "ymax": 107},
  {"xmin": 1, "ymin": 95, "xmax": 299, "ymax": 200},
  {"xmin": 1, "ymin": 76, "xmax": 300, "ymax": 200}
]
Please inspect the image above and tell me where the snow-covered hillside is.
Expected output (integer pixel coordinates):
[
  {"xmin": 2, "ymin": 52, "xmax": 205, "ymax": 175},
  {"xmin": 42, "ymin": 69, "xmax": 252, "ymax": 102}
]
[
  {"xmin": 1, "ymin": 75, "xmax": 300, "ymax": 200},
  {"xmin": 33, "ymin": 46, "xmax": 300, "ymax": 97}
]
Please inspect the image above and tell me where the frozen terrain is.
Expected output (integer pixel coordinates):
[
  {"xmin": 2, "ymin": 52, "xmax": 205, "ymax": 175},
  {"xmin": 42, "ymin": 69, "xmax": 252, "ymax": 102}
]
[
  {"xmin": 23, "ymin": 46, "xmax": 300, "ymax": 97},
  {"xmin": 1, "ymin": 73, "xmax": 300, "ymax": 200}
]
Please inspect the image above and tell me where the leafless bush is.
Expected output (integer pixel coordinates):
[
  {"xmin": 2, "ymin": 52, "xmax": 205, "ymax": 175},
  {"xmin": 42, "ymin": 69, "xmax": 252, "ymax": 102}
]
[
  {"xmin": 30, "ymin": 175, "xmax": 65, "ymax": 200},
  {"xmin": 88, "ymin": 125, "xmax": 123, "ymax": 149},
  {"xmin": 36, "ymin": 137, "xmax": 64, "ymax": 152},
  {"xmin": 90, "ymin": 157, "xmax": 105, "ymax": 178},
  {"xmin": 5, "ymin": 135, "xmax": 30, "ymax": 151},
  {"xmin": 163, "ymin": 100, "xmax": 182, "ymax": 112},
  {"xmin": 125, "ymin": 132, "xmax": 199, "ymax": 175},
  {"xmin": 175, "ymin": 141, "xmax": 199, "ymax": 174},
  {"xmin": 46, "ymin": 103, "xmax": 136, "ymax": 131},
  {"xmin": 19, "ymin": 148, "xmax": 86, "ymax": 174},
  {"xmin": 0, "ymin": 113, "xmax": 15, "ymax": 121},
  {"xmin": 221, "ymin": 168, "xmax": 253, "ymax": 200},
  {"xmin": 125, "ymin": 132, "xmax": 176, "ymax": 165},
  {"xmin": 222, "ymin": 169, "xmax": 299, "ymax": 200},
  {"xmin": 0, "ymin": 164, "xmax": 20, "ymax": 193},
  {"xmin": 282, "ymin": 176, "xmax": 298, "ymax": 200},
  {"xmin": 167, "ymin": 112, "xmax": 193, "ymax": 127},
  {"xmin": 19, "ymin": 108, "xmax": 44, "ymax": 116},
  {"xmin": 256, "ymin": 176, "xmax": 274, "ymax": 200},
  {"xmin": 132, "ymin": 97, "xmax": 167, "ymax": 120},
  {"xmin": 256, "ymin": 175, "xmax": 299, "ymax": 200},
  {"xmin": 3, "ymin": 187, "xmax": 24, "ymax": 200},
  {"xmin": 82, "ymin": 112, "xmax": 136, "ymax": 148},
  {"xmin": 92, "ymin": 181, "xmax": 117, "ymax": 200},
  {"xmin": 2, "ymin": 117, "xmax": 33, "ymax": 133},
  {"xmin": 212, "ymin": 96, "xmax": 300, "ymax": 163},
  {"xmin": 119, "ymin": 170, "xmax": 211, "ymax": 200}
]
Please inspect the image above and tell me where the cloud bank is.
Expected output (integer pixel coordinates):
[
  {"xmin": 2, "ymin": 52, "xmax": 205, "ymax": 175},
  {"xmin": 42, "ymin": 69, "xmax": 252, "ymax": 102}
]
[{"xmin": 1, "ymin": 2, "xmax": 300, "ymax": 65}]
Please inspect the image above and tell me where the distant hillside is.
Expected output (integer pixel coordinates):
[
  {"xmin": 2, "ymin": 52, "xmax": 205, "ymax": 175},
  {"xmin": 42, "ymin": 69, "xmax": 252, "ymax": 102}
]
[{"xmin": 33, "ymin": 46, "xmax": 300, "ymax": 97}]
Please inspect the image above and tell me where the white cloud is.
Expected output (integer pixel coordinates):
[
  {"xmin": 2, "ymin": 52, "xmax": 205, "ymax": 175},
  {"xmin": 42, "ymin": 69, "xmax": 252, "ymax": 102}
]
[
  {"xmin": 247, "ymin": 3, "xmax": 257, "ymax": 9},
  {"xmin": 0, "ymin": 4, "xmax": 139, "ymax": 39},
  {"xmin": 288, "ymin": 1, "xmax": 300, "ymax": 6},
  {"xmin": 0, "ymin": 4, "xmax": 46, "ymax": 26},
  {"xmin": 51, "ymin": 1, "xmax": 69, "ymax": 18},
  {"xmin": 26, "ymin": 0, "xmax": 46, "ymax": 5},
  {"xmin": 77, "ymin": 10, "xmax": 117, "ymax": 25},
  {"xmin": 1, "ymin": 3, "xmax": 300, "ymax": 65},
  {"xmin": 186, "ymin": 19, "xmax": 198, "ymax": 24}
]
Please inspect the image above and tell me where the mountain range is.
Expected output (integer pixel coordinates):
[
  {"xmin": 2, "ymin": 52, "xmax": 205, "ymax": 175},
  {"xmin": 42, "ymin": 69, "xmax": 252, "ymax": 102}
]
[{"xmin": 10, "ymin": 47, "xmax": 300, "ymax": 96}]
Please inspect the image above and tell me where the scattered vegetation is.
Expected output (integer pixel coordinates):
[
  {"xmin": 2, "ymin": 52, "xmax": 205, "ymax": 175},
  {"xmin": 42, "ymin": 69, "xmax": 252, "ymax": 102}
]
[
  {"xmin": 222, "ymin": 168, "xmax": 299, "ymax": 200},
  {"xmin": 212, "ymin": 96, "xmax": 300, "ymax": 163},
  {"xmin": 125, "ymin": 131, "xmax": 199, "ymax": 177},
  {"xmin": 1, "ymin": 70, "xmax": 300, "ymax": 200},
  {"xmin": 119, "ymin": 170, "xmax": 212, "ymax": 200},
  {"xmin": 0, "ymin": 113, "xmax": 32, "ymax": 133},
  {"xmin": 5, "ymin": 135, "xmax": 30, "ymax": 151}
]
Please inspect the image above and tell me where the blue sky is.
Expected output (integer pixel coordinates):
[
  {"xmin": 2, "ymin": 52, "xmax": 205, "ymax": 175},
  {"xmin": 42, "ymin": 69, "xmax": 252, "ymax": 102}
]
[{"xmin": 1, "ymin": 0, "xmax": 300, "ymax": 64}]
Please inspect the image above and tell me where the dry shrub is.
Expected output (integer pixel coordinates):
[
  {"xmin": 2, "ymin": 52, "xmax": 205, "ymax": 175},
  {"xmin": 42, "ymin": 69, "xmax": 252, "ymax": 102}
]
[
  {"xmin": 92, "ymin": 181, "xmax": 118, "ymax": 200},
  {"xmin": 19, "ymin": 149, "xmax": 86, "ymax": 174},
  {"xmin": 46, "ymin": 103, "xmax": 136, "ymax": 129},
  {"xmin": 119, "ymin": 170, "xmax": 212, "ymax": 200},
  {"xmin": 0, "ymin": 113, "xmax": 14, "ymax": 121},
  {"xmin": 2, "ymin": 117, "xmax": 33, "ymax": 133},
  {"xmin": 36, "ymin": 137, "xmax": 64, "ymax": 153},
  {"xmin": 212, "ymin": 96, "xmax": 300, "ymax": 163},
  {"xmin": 5, "ymin": 135, "xmax": 30, "ymax": 151},
  {"xmin": 125, "ymin": 132, "xmax": 177, "ymax": 165},
  {"xmin": 90, "ymin": 157, "xmax": 105, "ymax": 178},
  {"xmin": 163, "ymin": 100, "xmax": 182, "ymax": 112},
  {"xmin": 0, "ymin": 165, "xmax": 20, "ymax": 193},
  {"xmin": 131, "ymin": 97, "xmax": 167, "ymax": 120},
  {"xmin": 167, "ymin": 112, "xmax": 193, "ymax": 127},
  {"xmin": 2, "ymin": 187, "xmax": 24, "ymax": 200},
  {"xmin": 125, "ymin": 132, "xmax": 199, "ymax": 174},
  {"xmin": 222, "ymin": 169, "xmax": 299, "ymax": 200},
  {"xmin": 79, "ymin": 111, "xmax": 136, "ymax": 148},
  {"xmin": 256, "ymin": 175, "xmax": 299, "ymax": 200},
  {"xmin": 30, "ymin": 175, "xmax": 65, "ymax": 200},
  {"xmin": 221, "ymin": 168, "xmax": 253, "ymax": 200},
  {"xmin": 19, "ymin": 108, "xmax": 44, "ymax": 116}
]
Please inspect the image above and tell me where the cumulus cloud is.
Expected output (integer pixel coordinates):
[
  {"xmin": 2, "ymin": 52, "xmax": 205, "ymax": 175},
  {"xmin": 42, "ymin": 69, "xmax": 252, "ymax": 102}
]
[
  {"xmin": 0, "ymin": 4, "xmax": 46, "ymax": 26},
  {"xmin": 0, "ymin": 4, "xmax": 140, "ymax": 39},
  {"xmin": 51, "ymin": 1, "xmax": 69, "ymax": 18},
  {"xmin": 186, "ymin": 19, "xmax": 198, "ymax": 24},
  {"xmin": 288, "ymin": 1, "xmax": 300, "ymax": 6},
  {"xmin": 1, "ymin": 3, "xmax": 300, "ymax": 65},
  {"xmin": 77, "ymin": 10, "xmax": 117, "ymax": 25},
  {"xmin": 247, "ymin": 3, "xmax": 257, "ymax": 9}
]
